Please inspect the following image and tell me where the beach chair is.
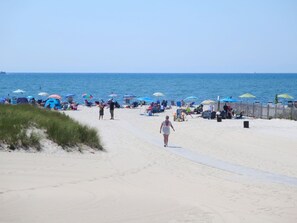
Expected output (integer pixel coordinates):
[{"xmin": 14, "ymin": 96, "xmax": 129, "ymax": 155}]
[
  {"xmin": 84, "ymin": 100, "xmax": 92, "ymax": 107},
  {"xmin": 236, "ymin": 111, "xmax": 244, "ymax": 119},
  {"xmin": 174, "ymin": 108, "xmax": 185, "ymax": 121}
]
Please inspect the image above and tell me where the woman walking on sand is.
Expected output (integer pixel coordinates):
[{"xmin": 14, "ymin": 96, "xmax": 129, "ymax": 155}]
[{"xmin": 160, "ymin": 115, "xmax": 175, "ymax": 147}]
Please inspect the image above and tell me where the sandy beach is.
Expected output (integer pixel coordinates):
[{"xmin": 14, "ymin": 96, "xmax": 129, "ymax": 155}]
[{"xmin": 1, "ymin": 106, "xmax": 297, "ymax": 223}]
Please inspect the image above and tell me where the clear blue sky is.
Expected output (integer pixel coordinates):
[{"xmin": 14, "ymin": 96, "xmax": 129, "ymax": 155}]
[{"xmin": 1, "ymin": 0, "xmax": 297, "ymax": 73}]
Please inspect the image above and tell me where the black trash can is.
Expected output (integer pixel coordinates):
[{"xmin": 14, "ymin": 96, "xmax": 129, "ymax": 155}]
[
  {"xmin": 243, "ymin": 121, "xmax": 249, "ymax": 128},
  {"xmin": 217, "ymin": 116, "xmax": 222, "ymax": 122}
]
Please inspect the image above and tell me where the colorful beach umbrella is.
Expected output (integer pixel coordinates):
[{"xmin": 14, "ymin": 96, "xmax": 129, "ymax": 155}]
[
  {"xmin": 239, "ymin": 93, "xmax": 256, "ymax": 98},
  {"xmin": 82, "ymin": 93, "xmax": 93, "ymax": 99},
  {"xmin": 48, "ymin": 94, "xmax": 62, "ymax": 100},
  {"xmin": 38, "ymin": 92, "xmax": 49, "ymax": 97},
  {"xmin": 13, "ymin": 89, "xmax": 25, "ymax": 94},
  {"xmin": 277, "ymin": 93, "xmax": 294, "ymax": 99}
]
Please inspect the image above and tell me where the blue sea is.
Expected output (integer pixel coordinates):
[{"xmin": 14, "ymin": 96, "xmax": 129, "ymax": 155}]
[{"xmin": 1, "ymin": 73, "xmax": 297, "ymax": 104}]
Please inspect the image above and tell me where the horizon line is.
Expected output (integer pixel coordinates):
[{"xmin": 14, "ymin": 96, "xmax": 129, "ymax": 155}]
[{"xmin": 3, "ymin": 72, "xmax": 297, "ymax": 74}]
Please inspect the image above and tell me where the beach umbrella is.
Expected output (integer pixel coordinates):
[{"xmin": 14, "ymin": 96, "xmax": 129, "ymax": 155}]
[
  {"xmin": 65, "ymin": 94, "xmax": 75, "ymax": 103},
  {"xmin": 13, "ymin": 89, "xmax": 25, "ymax": 94},
  {"xmin": 109, "ymin": 93, "xmax": 118, "ymax": 98},
  {"xmin": 38, "ymin": 92, "xmax": 49, "ymax": 97},
  {"xmin": 277, "ymin": 93, "xmax": 294, "ymax": 99},
  {"xmin": 239, "ymin": 93, "xmax": 256, "ymax": 98},
  {"xmin": 123, "ymin": 94, "xmax": 136, "ymax": 99},
  {"xmin": 153, "ymin": 92, "xmax": 165, "ymax": 97},
  {"xmin": 65, "ymin": 94, "xmax": 75, "ymax": 98},
  {"xmin": 27, "ymin": 96, "xmax": 34, "ymax": 100},
  {"xmin": 201, "ymin": 99, "xmax": 215, "ymax": 105},
  {"xmin": 220, "ymin": 97, "xmax": 238, "ymax": 103},
  {"xmin": 82, "ymin": 93, "xmax": 93, "ymax": 99},
  {"xmin": 137, "ymin": 97, "xmax": 154, "ymax": 103},
  {"xmin": 48, "ymin": 94, "xmax": 62, "ymax": 100},
  {"xmin": 184, "ymin": 96, "xmax": 198, "ymax": 102}
]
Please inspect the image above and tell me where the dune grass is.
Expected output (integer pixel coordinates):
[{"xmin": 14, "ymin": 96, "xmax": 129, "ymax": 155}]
[{"xmin": 0, "ymin": 104, "xmax": 103, "ymax": 151}]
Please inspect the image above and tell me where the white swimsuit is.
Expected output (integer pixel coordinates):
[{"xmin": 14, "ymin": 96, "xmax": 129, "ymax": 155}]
[{"xmin": 162, "ymin": 121, "xmax": 171, "ymax": 135}]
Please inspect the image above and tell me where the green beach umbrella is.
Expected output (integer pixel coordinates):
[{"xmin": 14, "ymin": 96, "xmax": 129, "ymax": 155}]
[
  {"xmin": 239, "ymin": 93, "xmax": 256, "ymax": 98},
  {"xmin": 277, "ymin": 93, "xmax": 294, "ymax": 99}
]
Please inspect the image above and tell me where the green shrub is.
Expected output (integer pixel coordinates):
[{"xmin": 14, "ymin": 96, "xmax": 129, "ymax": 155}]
[{"xmin": 0, "ymin": 104, "xmax": 103, "ymax": 151}]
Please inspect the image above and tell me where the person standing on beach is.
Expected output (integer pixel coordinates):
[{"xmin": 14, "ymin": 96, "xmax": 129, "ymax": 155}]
[
  {"xmin": 109, "ymin": 100, "xmax": 115, "ymax": 120},
  {"xmin": 99, "ymin": 103, "xmax": 104, "ymax": 120},
  {"xmin": 160, "ymin": 115, "xmax": 175, "ymax": 147}
]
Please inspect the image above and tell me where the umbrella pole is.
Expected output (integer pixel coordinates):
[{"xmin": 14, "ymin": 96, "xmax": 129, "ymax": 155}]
[{"xmin": 217, "ymin": 96, "xmax": 220, "ymax": 111}]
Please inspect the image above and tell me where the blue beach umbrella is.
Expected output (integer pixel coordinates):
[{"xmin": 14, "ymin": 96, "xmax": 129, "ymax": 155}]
[
  {"xmin": 27, "ymin": 96, "xmax": 34, "ymax": 100},
  {"xmin": 65, "ymin": 94, "xmax": 75, "ymax": 98},
  {"xmin": 123, "ymin": 94, "xmax": 136, "ymax": 99},
  {"xmin": 137, "ymin": 97, "xmax": 154, "ymax": 103},
  {"xmin": 184, "ymin": 96, "xmax": 198, "ymax": 102},
  {"xmin": 220, "ymin": 97, "xmax": 238, "ymax": 103}
]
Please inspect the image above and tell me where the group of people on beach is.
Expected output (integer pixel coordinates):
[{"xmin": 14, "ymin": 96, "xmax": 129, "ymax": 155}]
[{"xmin": 97, "ymin": 99, "xmax": 115, "ymax": 120}]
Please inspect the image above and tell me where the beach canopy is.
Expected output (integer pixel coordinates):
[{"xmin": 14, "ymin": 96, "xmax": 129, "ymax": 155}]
[
  {"xmin": 13, "ymin": 89, "xmax": 25, "ymax": 94},
  {"xmin": 44, "ymin": 98, "xmax": 61, "ymax": 109},
  {"xmin": 16, "ymin": 97, "xmax": 29, "ymax": 104},
  {"xmin": 82, "ymin": 93, "xmax": 93, "ymax": 99},
  {"xmin": 201, "ymin": 99, "xmax": 215, "ymax": 105},
  {"xmin": 239, "ymin": 93, "xmax": 256, "ymax": 98},
  {"xmin": 137, "ymin": 97, "xmax": 153, "ymax": 103},
  {"xmin": 38, "ymin": 92, "xmax": 49, "ymax": 96},
  {"xmin": 48, "ymin": 94, "xmax": 62, "ymax": 100},
  {"xmin": 277, "ymin": 93, "xmax": 294, "ymax": 99},
  {"xmin": 153, "ymin": 92, "xmax": 165, "ymax": 97},
  {"xmin": 184, "ymin": 96, "xmax": 198, "ymax": 102},
  {"xmin": 220, "ymin": 97, "xmax": 238, "ymax": 103}
]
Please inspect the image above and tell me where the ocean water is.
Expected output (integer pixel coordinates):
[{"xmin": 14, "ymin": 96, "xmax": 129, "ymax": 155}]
[{"xmin": 1, "ymin": 73, "xmax": 297, "ymax": 104}]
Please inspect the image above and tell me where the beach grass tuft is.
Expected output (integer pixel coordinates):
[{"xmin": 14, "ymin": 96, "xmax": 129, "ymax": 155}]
[{"xmin": 0, "ymin": 104, "xmax": 103, "ymax": 151}]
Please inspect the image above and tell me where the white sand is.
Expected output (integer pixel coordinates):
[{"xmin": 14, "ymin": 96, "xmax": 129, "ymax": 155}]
[{"xmin": 1, "ymin": 105, "xmax": 297, "ymax": 223}]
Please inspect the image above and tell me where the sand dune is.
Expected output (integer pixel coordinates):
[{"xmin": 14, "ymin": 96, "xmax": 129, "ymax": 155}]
[{"xmin": 1, "ymin": 106, "xmax": 297, "ymax": 223}]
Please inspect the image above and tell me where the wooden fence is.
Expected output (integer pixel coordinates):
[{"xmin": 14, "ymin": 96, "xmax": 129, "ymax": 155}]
[{"xmin": 215, "ymin": 102, "xmax": 297, "ymax": 121}]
